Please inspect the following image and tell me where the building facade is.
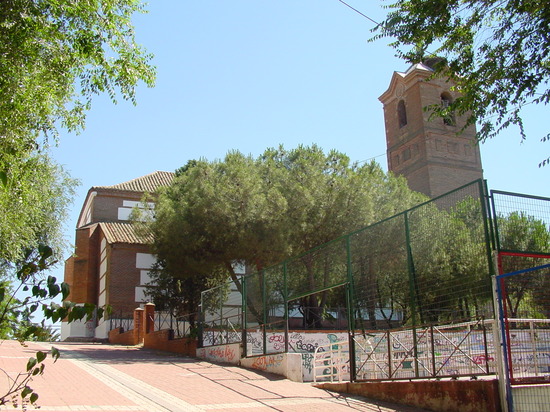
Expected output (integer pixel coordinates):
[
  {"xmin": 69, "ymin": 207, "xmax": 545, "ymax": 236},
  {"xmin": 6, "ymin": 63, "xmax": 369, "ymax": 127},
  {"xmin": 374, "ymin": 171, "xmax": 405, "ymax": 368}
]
[
  {"xmin": 61, "ymin": 171, "xmax": 174, "ymax": 341},
  {"xmin": 379, "ymin": 62, "xmax": 483, "ymax": 198}
]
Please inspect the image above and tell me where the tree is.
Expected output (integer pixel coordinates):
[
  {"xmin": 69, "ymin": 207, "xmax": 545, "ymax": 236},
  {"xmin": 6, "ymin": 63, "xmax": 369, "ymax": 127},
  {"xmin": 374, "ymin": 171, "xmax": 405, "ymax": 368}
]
[
  {"xmin": 1, "ymin": 0, "xmax": 155, "ymax": 260},
  {"xmin": 146, "ymin": 145, "xmax": 426, "ymax": 328},
  {"xmin": 0, "ymin": 0, "xmax": 155, "ymax": 147},
  {"xmin": 373, "ymin": 0, "xmax": 550, "ymax": 166},
  {"xmin": 1, "ymin": 0, "xmax": 153, "ymax": 406},
  {"xmin": 0, "ymin": 153, "xmax": 78, "ymax": 264},
  {"xmin": 497, "ymin": 212, "xmax": 550, "ymax": 317}
]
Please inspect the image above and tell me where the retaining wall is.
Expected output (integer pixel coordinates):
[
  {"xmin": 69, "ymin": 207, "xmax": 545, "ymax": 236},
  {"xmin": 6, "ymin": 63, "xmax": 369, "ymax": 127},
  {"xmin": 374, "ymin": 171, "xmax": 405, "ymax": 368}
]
[{"xmin": 315, "ymin": 379, "xmax": 502, "ymax": 412}]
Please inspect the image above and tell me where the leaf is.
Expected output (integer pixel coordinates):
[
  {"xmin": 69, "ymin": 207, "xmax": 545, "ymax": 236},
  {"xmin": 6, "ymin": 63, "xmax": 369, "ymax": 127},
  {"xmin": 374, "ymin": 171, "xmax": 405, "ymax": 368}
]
[
  {"xmin": 21, "ymin": 386, "xmax": 33, "ymax": 399},
  {"xmin": 26, "ymin": 357, "xmax": 37, "ymax": 371},
  {"xmin": 30, "ymin": 393, "xmax": 39, "ymax": 404},
  {"xmin": 36, "ymin": 351, "xmax": 46, "ymax": 363},
  {"xmin": 0, "ymin": 170, "xmax": 7, "ymax": 187},
  {"xmin": 51, "ymin": 346, "xmax": 60, "ymax": 362},
  {"xmin": 61, "ymin": 282, "xmax": 70, "ymax": 300}
]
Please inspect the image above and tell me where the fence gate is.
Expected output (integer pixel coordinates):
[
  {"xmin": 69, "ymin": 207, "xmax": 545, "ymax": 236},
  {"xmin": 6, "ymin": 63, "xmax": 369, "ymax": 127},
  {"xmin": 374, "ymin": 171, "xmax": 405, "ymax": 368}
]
[{"xmin": 496, "ymin": 262, "xmax": 550, "ymax": 412}]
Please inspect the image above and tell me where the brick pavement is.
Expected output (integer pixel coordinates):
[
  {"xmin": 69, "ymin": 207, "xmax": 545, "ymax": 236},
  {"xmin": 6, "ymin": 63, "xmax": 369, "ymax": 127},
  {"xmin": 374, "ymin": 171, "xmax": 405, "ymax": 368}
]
[{"xmin": 0, "ymin": 340, "xmax": 428, "ymax": 412}]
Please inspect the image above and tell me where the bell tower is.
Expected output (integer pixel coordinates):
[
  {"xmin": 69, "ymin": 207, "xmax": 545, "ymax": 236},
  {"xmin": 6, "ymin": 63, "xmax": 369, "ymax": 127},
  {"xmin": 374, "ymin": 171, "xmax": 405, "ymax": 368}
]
[{"xmin": 379, "ymin": 62, "xmax": 483, "ymax": 198}]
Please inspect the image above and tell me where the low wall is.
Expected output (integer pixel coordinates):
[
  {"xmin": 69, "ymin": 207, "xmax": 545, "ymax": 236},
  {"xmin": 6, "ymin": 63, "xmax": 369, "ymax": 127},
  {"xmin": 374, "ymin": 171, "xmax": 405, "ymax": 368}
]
[
  {"xmin": 108, "ymin": 327, "xmax": 137, "ymax": 346},
  {"xmin": 315, "ymin": 379, "xmax": 502, "ymax": 412},
  {"xmin": 196, "ymin": 343, "xmax": 241, "ymax": 365},
  {"xmin": 240, "ymin": 353, "xmax": 303, "ymax": 382},
  {"xmin": 143, "ymin": 329, "xmax": 197, "ymax": 356}
]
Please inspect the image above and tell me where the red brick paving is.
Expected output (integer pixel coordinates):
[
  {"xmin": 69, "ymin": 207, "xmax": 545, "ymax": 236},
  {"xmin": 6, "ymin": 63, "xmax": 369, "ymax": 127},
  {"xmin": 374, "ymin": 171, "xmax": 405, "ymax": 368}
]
[{"xmin": 0, "ymin": 340, "xmax": 428, "ymax": 411}]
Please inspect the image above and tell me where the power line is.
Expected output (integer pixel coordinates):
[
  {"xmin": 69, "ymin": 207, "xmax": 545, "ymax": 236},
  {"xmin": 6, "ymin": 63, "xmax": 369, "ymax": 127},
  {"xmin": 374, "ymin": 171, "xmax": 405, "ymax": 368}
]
[
  {"xmin": 356, "ymin": 153, "xmax": 386, "ymax": 164},
  {"xmin": 337, "ymin": 0, "xmax": 380, "ymax": 26}
]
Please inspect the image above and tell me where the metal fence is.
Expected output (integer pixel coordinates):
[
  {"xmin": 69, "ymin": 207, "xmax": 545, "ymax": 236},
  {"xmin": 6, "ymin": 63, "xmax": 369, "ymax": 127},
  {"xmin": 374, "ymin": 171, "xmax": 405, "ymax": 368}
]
[
  {"xmin": 154, "ymin": 311, "xmax": 198, "ymax": 339},
  {"xmin": 497, "ymin": 263, "xmax": 550, "ymax": 412},
  {"xmin": 491, "ymin": 189, "xmax": 550, "ymax": 411},
  {"xmin": 201, "ymin": 281, "xmax": 243, "ymax": 347},
  {"xmin": 199, "ymin": 180, "xmax": 550, "ymax": 385},
  {"xmin": 109, "ymin": 316, "xmax": 134, "ymax": 332}
]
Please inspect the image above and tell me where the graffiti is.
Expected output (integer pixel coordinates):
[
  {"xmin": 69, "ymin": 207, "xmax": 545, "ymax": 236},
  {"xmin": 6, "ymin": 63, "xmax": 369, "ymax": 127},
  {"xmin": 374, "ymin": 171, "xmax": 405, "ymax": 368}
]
[
  {"xmin": 206, "ymin": 345, "xmax": 236, "ymax": 362},
  {"xmin": 296, "ymin": 340, "xmax": 320, "ymax": 353},
  {"xmin": 302, "ymin": 353, "xmax": 314, "ymax": 374},
  {"xmin": 268, "ymin": 334, "xmax": 286, "ymax": 351},
  {"xmin": 251, "ymin": 355, "xmax": 284, "ymax": 371},
  {"xmin": 247, "ymin": 333, "xmax": 262, "ymax": 349},
  {"xmin": 473, "ymin": 355, "xmax": 494, "ymax": 365},
  {"xmin": 202, "ymin": 330, "xmax": 240, "ymax": 346},
  {"xmin": 269, "ymin": 334, "xmax": 285, "ymax": 343}
]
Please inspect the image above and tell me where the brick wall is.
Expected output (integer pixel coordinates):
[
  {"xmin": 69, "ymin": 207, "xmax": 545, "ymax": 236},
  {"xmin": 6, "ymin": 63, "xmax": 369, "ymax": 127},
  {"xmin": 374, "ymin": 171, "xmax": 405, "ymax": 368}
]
[
  {"xmin": 108, "ymin": 327, "xmax": 138, "ymax": 345},
  {"xmin": 381, "ymin": 68, "xmax": 483, "ymax": 198},
  {"xmin": 315, "ymin": 380, "xmax": 501, "ymax": 412},
  {"xmin": 107, "ymin": 244, "xmax": 151, "ymax": 317},
  {"xmin": 91, "ymin": 192, "xmax": 143, "ymax": 223},
  {"xmin": 108, "ymin": 306, "xmax": 197, "ymax": 356},
  {"xmin": 67, "ymin": 225, "xmax": 100, "ymax": 304},
  {"xmin": 143, "ymin": 330, "xmax": 197, "ymax": 356}
]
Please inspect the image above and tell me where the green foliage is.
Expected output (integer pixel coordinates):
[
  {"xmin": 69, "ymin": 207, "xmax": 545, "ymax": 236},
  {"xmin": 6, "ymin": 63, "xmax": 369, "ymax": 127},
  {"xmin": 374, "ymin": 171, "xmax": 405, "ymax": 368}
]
[
  {"xmin": 1, "ymin": 345, "xmax": 60, "ymax": 409},
  {"xmin": 0, "ymin": 152, "xmax": 78, "ymax": 263},
  {"xmin": 351, "ymin": 193, "xmax": 493, "ymax": 330},
  {"xmin": 0, "ymin": 246, "xmax": 104, "ymax": 407},
  {"xmin": 497, "ymin": 212, "xmax": 550, "ymax": 317},
  {"xmin": 147, "ymin": 145, "xmax": 426, "ymax": 325},
  {"xmin": 0, "ymin": 0, "xmax": 155, "ymax": 147},
  {"xmin": 0, "ymin": 0, "xmax": 152, "ymax": 407},
  {"xmin": 374, "ymin": 0, "xmax": 550, "ymax": 166}
]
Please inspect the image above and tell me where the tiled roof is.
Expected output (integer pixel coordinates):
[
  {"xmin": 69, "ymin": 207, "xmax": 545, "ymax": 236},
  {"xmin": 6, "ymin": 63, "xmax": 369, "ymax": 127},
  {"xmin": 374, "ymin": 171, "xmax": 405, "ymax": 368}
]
[
  {"xmin": 99, "ymin": 222, "xmax": 153, "ymax": 245},
  {"xmin": 95, "ymin": 171, "xmax": 174, "ymax": 193}
]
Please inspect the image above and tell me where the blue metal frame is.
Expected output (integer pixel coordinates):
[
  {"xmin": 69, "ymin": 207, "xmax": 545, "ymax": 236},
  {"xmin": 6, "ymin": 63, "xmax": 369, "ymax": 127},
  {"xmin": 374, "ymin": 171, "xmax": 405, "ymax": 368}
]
[{"xmin": 496, "ymin": 263, "xmax": 550, "ymax": 412}]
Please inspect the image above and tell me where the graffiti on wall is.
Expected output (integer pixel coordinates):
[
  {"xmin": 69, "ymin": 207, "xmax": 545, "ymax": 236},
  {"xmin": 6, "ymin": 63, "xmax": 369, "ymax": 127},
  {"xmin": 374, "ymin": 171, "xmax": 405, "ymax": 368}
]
[
  {"xmin": 250, "ymin": 354, "xmax": 285, "ymax": 371},
  {"xmin": 245, "ymin": 331, "xmax": 348, "ymax": 355},
  {"xmin": 196, "ymin": 344, "xmax": 239, "ymax": 364}
]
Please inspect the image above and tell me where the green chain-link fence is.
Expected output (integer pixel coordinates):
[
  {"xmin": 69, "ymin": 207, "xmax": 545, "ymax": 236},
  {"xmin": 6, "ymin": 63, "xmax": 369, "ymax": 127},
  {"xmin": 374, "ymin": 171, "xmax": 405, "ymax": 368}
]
[{"xmin": 200, "ymin": 180, "xmax": 507, "ymax": 380}]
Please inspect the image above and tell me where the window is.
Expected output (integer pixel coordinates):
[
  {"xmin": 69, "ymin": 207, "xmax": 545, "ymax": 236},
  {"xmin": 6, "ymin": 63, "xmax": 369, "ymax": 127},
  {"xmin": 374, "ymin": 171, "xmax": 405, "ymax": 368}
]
[
  {"xmin": 441, "ymin": 92, "xmax": 455, "ymax": 126},
  {"xmin": 397, "ymin": 100, "xmax": 407, "ymax": 128}
]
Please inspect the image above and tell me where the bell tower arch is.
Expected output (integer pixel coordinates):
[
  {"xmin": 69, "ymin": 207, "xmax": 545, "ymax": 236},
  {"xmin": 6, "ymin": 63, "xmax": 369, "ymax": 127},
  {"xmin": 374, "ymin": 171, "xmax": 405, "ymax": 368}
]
[{"xmin": 379, "ymin": 63, "xmax": 483, "ymax": 198}]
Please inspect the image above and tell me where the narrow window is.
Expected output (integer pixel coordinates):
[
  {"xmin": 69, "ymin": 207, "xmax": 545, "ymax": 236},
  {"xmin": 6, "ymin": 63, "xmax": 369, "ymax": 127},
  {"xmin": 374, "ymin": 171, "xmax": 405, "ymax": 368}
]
[
  {"xmin": 441, "ymin": 92, "xmax": 455, "ymax": 126},
  {"xmin": 397, "ymin": 100, "xmax": 407, "ymax": 128}
]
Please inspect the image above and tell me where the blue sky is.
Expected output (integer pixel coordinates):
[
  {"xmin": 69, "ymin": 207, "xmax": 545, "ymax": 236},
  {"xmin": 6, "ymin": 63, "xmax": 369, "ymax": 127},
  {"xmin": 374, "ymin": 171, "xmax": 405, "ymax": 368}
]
[{"xmin": 50, "ymin": 1, "xmax": 549, "ymax": 272}]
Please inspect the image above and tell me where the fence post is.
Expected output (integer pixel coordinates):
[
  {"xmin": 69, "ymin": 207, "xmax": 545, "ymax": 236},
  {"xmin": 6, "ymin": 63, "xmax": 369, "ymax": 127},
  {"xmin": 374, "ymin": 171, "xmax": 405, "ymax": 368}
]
[
  {"xmin": 134, "ymin": 308, "xmax": 144, "ymax": 344},
  {"xmin": 345, "ymin": 235, "xmax": 356, "ymax": 382},
  {"xmin": 404, "ymin": 211, "xmax": 420, "ymax": 377},
  {"xmin": 266, "ymin": 269, "xmax": 267, "ymax": 355},
  {"xmin": 241, "ymin": 277, "xmax": 247, "ymax": 355},
  {"xmin": 284, "ymin": 262, "xmax": 289, "ymax": 354},
  {"xmin": 492, "ymin": 272, "xmax": 512, "ymax": 412},
  {"xmin": 144, "ymin": 303, "xmax": 155, "ymax": 335}
]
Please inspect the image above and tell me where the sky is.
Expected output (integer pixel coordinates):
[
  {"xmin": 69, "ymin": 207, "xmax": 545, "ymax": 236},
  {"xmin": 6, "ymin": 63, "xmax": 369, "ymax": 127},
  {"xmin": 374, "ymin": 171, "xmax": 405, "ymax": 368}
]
[{"xmin": 48, "ymin": 1, "xmax": 549, "ymax": 286}]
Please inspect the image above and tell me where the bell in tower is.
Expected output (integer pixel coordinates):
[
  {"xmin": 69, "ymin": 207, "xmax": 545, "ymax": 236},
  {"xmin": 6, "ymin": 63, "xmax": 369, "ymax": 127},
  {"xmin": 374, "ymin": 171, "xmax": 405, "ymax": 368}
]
[{"xmin": 379, "ymin": 61, "xmax": 483, "ymax": 198}]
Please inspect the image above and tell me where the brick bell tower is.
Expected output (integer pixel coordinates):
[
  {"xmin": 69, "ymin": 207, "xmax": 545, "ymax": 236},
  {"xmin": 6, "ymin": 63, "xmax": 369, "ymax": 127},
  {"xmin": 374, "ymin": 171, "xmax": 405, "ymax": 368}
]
[{"xmin": 378, "ymin": 61, "xmax": 483, "ymax": 198}]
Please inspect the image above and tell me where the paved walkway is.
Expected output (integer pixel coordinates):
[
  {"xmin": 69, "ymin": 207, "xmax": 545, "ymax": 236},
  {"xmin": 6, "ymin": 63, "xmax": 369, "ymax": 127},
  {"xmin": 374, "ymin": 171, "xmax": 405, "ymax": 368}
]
[{"xmin": 0, "ymin": 341, "xmax": 427, "ymax": 412}]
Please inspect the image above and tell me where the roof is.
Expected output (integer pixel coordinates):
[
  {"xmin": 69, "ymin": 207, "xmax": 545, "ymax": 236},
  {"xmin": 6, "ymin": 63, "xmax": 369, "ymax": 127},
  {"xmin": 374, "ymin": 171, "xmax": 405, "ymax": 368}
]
[
  {"xmin": 401, "ymin": 62, "xmax": 433, "ymax": 76},
  {"xmin": 94, "ymin": 171, "xmax": 175, "ymax": 193},
  {"xmin": 378, "ymin": 63, "xmax": 434, "ymax": 104},
  {"xmin": 99, "ymin": 222, "xmax": 153, "ymax": 245}
]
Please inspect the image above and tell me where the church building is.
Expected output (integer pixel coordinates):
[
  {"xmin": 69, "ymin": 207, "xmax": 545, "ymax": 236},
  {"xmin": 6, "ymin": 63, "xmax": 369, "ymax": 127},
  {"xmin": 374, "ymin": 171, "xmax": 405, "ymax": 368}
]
[
  {"xmin": 61, "ymin": 171, "xmax": 174, "ymax": 341},
  {"xmin": 379, "ymin": 61, "xmax": 483, "ymax": 197},
  {"xmin": 61, "ymin": 63, "xmax": 484, "ymax": 341}
]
